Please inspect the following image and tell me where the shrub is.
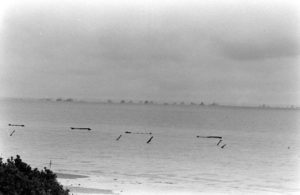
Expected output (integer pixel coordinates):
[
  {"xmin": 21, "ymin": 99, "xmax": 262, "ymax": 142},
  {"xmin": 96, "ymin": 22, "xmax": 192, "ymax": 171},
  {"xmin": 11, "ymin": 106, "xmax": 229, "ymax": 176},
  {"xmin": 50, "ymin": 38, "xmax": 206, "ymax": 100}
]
[{"xmin": 0, "ymin": 155, "xmax": 69, "ymax": 195}]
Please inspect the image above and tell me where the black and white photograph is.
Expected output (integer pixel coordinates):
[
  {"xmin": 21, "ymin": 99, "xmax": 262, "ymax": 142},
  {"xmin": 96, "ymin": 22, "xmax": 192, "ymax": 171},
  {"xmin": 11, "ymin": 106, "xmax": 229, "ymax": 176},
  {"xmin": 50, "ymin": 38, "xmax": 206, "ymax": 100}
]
[{"xmin": 0, "ymin": 0, "xmax": 299, "ymax": 194}]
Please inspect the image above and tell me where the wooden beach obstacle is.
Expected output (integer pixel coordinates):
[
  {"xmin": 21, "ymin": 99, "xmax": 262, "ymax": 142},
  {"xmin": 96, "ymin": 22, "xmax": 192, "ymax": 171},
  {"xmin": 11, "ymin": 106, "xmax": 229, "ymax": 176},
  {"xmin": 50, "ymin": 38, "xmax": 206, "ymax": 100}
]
[
  {"xmin": 221, "ymin": 144, "xmax": 227, "ymax": 149},
  {"xmin": 136, "ymin": 132, "xmax": 152, "ymax": 135},
  {"xmin": 10, "ymin": 130, "xmax": 16, "ymax": 136},
  {"xmin": 146, "ymin": 136, "xmax": 154, "ymax": 144},
  {"xmin": 124, "ymin": 131, "xmax": 152, "ymax": 135},
  {"xmin": 116, "ymin": 134, "xmax": 122, "ymax": 141},
  {"xmin": 217, "ymin": 139, "xmax": 223, "ymax": 146},
  {"xmin": 8, "ymin": 124, "xmax": 25, "ymax": 127},
  {"xmin": 196, "ymin": 135, "xmax": 222, "ymax": 139},
  {"xmin": 70, "ymin": 127, "xmax": 91, "ymax": 131},
  {"xmin": 133, "ymin": 132, "xmax": 152, "ymax": 135}
]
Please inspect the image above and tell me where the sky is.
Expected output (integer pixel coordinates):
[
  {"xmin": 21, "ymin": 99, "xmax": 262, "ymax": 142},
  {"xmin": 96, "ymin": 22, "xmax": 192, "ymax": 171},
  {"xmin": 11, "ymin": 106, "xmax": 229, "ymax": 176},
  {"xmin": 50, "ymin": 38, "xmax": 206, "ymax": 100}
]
[{"xmin": 0, "ymin": 0, "xmax": 299, "ymax": 106}]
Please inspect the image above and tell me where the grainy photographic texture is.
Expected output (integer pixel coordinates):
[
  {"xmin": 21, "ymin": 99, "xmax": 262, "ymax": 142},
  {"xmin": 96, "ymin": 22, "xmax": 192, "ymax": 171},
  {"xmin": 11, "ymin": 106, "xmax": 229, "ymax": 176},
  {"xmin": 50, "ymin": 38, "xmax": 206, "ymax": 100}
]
[{"xmin": 0, "ymin": 0, "xmax": 299, "ymax": 194}]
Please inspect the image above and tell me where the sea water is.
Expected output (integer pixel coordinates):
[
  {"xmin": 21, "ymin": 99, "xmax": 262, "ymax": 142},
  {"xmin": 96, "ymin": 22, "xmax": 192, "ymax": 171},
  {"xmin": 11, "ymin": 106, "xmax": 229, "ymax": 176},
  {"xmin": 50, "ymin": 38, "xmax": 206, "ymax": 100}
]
[{"xmin": 0, "ymin": 99, "xmax": 299, "ymax": 194}]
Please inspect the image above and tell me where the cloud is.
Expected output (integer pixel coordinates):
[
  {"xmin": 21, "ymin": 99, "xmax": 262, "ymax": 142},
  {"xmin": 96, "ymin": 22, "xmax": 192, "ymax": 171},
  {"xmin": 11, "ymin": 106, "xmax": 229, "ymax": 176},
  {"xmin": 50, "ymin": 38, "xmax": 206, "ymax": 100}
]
[
  {"xmin": 210, "ymin": 2, "xmax": 300, "ymax": 60},
  {"xmin": 216, "ymin": 29, "xmax": 299, "ymax": 61}
]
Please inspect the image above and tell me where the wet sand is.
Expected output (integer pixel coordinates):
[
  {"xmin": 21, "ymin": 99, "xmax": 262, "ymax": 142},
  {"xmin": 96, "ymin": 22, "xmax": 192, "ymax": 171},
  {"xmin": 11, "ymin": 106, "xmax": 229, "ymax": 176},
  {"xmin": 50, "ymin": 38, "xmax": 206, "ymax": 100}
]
[
  {"xmin": 66, "ymin": 186, "xmax": 115, "ymax": 194},
  {"xmin": 56, "ymin": 173, "xmax": 117, "ymax": 194},
  {"xmin": 56, "ymin": 173, "xmax": 89, "ymax": 179}
]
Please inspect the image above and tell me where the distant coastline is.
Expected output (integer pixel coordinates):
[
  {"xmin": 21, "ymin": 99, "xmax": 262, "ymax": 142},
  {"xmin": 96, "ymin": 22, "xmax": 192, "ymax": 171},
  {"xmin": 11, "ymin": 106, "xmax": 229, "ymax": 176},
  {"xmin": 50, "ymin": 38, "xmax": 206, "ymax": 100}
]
[{"xmin": 1, "ymin": 97, "xmax": 299, "ymax": 111}]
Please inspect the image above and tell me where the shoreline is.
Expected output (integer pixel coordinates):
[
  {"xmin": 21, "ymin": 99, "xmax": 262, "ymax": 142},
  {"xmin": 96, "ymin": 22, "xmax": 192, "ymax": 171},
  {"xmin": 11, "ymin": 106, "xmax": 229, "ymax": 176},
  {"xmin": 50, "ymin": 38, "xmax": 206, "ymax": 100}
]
[{"xmin": 56, "ymin": 172, "xmax": 117, "ymax": 195}]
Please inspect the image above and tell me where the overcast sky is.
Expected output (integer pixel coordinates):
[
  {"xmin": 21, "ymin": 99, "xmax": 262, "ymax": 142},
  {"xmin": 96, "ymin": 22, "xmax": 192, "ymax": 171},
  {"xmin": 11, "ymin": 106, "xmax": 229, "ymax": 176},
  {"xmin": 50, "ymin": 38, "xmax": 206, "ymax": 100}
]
[{"xmin": 0, "ymin": 0, "xmax": 299, "ymax": 106}]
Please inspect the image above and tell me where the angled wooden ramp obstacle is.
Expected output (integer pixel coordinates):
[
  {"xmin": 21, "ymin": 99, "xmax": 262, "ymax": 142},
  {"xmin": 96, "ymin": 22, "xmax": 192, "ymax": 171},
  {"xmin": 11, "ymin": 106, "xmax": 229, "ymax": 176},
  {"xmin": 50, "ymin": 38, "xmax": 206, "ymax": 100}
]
[
  {"xmin": 196, "ymin": 135, "xmax": 227, "ymax": 148},
  {"xmin": 8, "ymin": 123, "xmax": 25, "ymax": 136},
  {"xmin": 117, "ymin": 131, "xmax": 153, "ymax": 143}
]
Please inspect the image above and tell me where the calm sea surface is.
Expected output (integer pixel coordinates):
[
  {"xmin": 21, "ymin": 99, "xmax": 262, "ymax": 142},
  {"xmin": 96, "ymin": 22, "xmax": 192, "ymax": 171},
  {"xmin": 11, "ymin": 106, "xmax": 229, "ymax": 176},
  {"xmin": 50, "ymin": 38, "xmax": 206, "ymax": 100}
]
[{"xmin": 0, "ymin": 99, "xmax": 299, "ymax": 194}]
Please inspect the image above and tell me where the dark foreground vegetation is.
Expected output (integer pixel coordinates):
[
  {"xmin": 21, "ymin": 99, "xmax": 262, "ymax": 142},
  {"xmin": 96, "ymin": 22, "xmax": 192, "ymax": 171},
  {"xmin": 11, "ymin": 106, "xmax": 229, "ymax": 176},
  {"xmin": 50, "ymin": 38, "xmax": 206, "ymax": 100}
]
[{"xmin": 0, "ymin": 155, "xmax": 69, "ymax": 195}]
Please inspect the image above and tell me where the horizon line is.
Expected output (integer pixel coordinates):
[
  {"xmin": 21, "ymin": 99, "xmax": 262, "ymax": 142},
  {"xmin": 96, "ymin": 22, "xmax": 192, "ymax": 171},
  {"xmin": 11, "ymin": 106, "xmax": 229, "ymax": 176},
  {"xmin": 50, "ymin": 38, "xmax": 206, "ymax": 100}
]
[{"xmin": 1, "ymin": 96, "xmax": 299, "ymax": 110}]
